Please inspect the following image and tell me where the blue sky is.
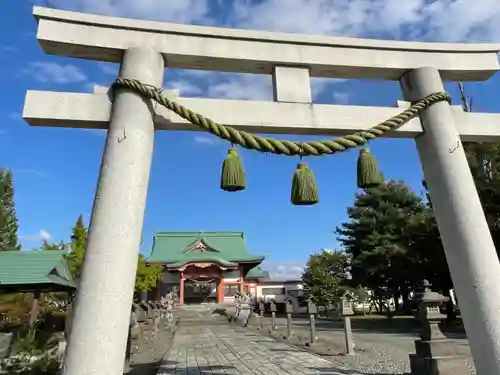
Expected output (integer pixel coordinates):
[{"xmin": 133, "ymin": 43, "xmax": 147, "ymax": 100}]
[{"xmin": 1, "ymin": 0, "xmax": 499, "ymax": 277}]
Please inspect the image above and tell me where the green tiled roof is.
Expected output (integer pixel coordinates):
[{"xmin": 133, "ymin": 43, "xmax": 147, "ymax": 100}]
[
  {"xmin": 147, "ymin": 231, "xmax": 264, "ymax": 268},
  {"xmin": 246, "ymin": 266, "xmax": 264, "ymax": 278},
  {"xmin": 0, "ymin": 250, "xmax": 76, "ymax": 290}
]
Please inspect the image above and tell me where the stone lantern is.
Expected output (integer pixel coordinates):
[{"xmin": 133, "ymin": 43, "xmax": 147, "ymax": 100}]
[
  {"xmin": 415, "ymin": 279, "xmax": 448, "ymax": 341},
  {"xmin": 409, "ymin": 280, "xmax": 468, "ymax": 375}
]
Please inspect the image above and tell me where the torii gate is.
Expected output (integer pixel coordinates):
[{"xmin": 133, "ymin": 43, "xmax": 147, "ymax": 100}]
[{"xmin": 24, "ymin": 6, "xmax": 500, "ymax": 375}]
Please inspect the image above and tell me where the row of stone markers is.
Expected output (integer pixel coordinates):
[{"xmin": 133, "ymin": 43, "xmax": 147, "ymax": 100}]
[
  {"xmin": 125, "ymin": 299, "xmax": 177, "ymax": 370},
  {"xmin": 249, "ymin": 295, "xmax": 356, "ymax": 355},
  {"xmin": 229, "ymin": 282, "xmax": 472, "ymax": 375}
]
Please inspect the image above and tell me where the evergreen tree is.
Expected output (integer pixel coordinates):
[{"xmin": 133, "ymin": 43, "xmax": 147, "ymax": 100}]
[
  {"xmin": 335, "ymin": 180, "xmax": 427, "ymax": 312},
  {"xmin": 434, "ymin": 83, "xmax": 500, "ymax": 259},
  {"xmin": 66, "ymin": 215, "xmax": 87, "ymax": 280},
  {"xmin": 65, "ymin": 214, "xmax": 161, "ymax": 291},
  {"xmin": 0, "ymin": 168, "xmax": 20, "ymax": 251},
  {"xmin": 302, "ymin": 249, "xmax": 351, "ymax": 307}
]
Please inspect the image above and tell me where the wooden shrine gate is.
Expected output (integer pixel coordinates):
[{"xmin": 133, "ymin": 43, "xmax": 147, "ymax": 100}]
[{"xmin": 23, "ymin": 6, "xmax": 500, "ymax": 375}]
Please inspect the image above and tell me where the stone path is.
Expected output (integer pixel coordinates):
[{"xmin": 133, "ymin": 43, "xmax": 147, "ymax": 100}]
[{"xmin": 157, "ymin": 306, "xmax": 358, "ymax": 375}]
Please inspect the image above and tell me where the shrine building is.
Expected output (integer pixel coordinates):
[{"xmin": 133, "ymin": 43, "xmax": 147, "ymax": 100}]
[{"xmin": 146, "ymin": 231, "xmax": 266, "ymax": 304}]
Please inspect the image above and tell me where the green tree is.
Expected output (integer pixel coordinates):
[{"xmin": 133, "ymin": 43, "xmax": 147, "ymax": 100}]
[
  {"xmin": 0, "ymin": 169, "xmax": 20, "ymax": 251},
  {"xmin": 458, "ymin": 82, "xmax": 500, "ymax": 259},
  {"xmin": 40, "ymin": 239, "xmax": 67, "ymax": 251},
  {"xmin": 64, "ymin": 215, "xmax": 161, "ymax": 291},
  {"xmin": 302, "ymin": 249, "xmax": 350, "ymax": 307},
  {"xmin": 66, "ymin": 215, "xmax": 87, "ymax": 280},
  {"xmin": 335, "ymin": 180, "xmax": 427, "ymax": 313},
  {"xmin": 135, "ymin": 254, "xmax": 162, "ymax": 292}
]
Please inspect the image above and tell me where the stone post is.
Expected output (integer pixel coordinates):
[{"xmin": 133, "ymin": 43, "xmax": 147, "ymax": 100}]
[
  {"xmin": 62, "ymin": 46, "xmax": 164, "ymax": 375},
  {"xmin": 409, "ymin": 280, "xmax": 468, "ymax": 375},
  {"xmin": 258, "ymin": 299, "xmax": 265, "ymax": 330},
  {"xmin": 306, "ymin": 300, "xmax": 317, "ymax": 346},
  {"xmin": 401, "ymin": 67, "xmax": 500, "ymax": 375},
  {"xmin": 284, "ymin": 299, "xmax": 294, "ymax": 339},
  {"xmin": 269, "ymin": 299, "xmax": 277, "ymax": 331},
  {"xmin": 339, "ymin": 296, "xmax": 355, "ymax": 355}
]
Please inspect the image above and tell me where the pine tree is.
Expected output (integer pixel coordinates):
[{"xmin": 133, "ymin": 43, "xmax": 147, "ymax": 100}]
[
  {"xmin": 0, "ymin": 168, "xmax": 20, "ymax": 251},
  {"xmin": 335, "ymin": 180, "xmax": 427, "ymax": 313},
  {"xmin": 66, "ymin": 215, "xmax": 87, "ymax": 280},
  {"xmin": 456, "ymin": 82, "xmax": 500, "ymax": 258}
]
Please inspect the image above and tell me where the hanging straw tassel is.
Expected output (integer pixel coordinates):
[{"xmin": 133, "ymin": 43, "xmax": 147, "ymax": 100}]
[
  {"xmin": 291, "ymin": 162, "xmax": 319, "ymax": 205},
  {"xmin": 220, "ymin": 146, "xmax": 246, "ymax": 192},
  {"xmin": 357, "ymin": 148, "xmax": 383, "ymax": 188}
]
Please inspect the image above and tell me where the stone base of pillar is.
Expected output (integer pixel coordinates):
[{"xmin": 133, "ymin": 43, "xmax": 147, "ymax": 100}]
[
  {"xmin": 409, "ymin": 339, "xmax": 469, "ymax": 375},
  {"xmin": 409, "ymin": 354, "xmax": 469, "ymax": 375}
]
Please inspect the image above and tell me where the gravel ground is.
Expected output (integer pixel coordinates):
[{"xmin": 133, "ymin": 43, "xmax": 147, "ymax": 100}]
[{"xmin": 240, "ymin": 313, "xmax": 477, "ymax": 375}]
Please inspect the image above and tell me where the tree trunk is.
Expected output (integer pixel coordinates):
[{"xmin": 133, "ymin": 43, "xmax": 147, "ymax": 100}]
[
  {"xmin": 443, "ymin": 289, "xmax": 457, "ymax": 324},
  {"xmin": 393, "ymin": 292, "xmax": 401, "ymax": 312},
  {"xmin": 29, "ymin": 291, "xmax": 41, "ymax": 335},
  {"xmin": 402, "ymin": 291, "xmax": 410, "ymax": 314}
]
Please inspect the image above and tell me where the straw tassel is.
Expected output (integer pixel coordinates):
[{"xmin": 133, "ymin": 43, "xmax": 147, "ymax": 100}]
[
  {"xmin": 357, "ymin": 148, "xmax": 383, "ymax": 188},
  {"xmin": 220, "ymin": 147, "xmax": 246, "ymax": 192},
  {"xmin": 291, "ymin": 162, "xmax": 319, "ymax": 205}
]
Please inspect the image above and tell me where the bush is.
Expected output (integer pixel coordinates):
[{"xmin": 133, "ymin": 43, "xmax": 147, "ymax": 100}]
[{"xmin": 0, "ymin": 348, "xmax": 61, "ymax": 375}]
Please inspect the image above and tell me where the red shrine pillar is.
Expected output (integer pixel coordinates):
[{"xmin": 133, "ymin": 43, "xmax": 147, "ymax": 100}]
[
  {"xmin": 179, "ymin": 273, "xmax": 185, "ymax": 305},
  {"xmin": 217, "ymin": 279, "xmax": 224, "ymax": 304},
  {"xmin": 238, "ymin": 266, "xmax": 244, "ymax": 293}
]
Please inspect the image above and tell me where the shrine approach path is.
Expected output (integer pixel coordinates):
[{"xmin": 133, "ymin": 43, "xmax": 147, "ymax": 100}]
[{"xmin": 157, "ymin": 304, "xmax": 359, "ymax": 375}]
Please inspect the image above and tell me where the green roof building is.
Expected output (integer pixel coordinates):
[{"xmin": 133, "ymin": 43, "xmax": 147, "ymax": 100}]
[
  {"xmin": 147, "ymin": 231, "xmax": 265, "ymax": 304},
  {"xmin": 0, "ymin": 250, "xmax": 75, "ymax": 293}
]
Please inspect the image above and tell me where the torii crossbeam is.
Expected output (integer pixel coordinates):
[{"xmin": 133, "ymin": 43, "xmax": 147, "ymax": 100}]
[{"xmin": 24, "ymin": 6, "xmax": 500, "ymax": 375}]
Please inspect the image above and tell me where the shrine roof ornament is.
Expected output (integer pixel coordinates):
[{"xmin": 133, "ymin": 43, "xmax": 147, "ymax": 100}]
[{"xmin": 184, "ymin": 236, "xmax": 219, "ymax": 253}]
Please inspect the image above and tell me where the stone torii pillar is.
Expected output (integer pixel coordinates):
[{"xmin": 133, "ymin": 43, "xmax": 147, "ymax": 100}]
[
  {"xmin": 62, "ymin": 46, "xmax": 164, "ymax": 375},
  {"xmin": 401, "ymin": 67, "xmax": 500, "ymax": 375},
  {"xmin": 23, "ymin": 7, "xmax": 500, "ymax": 375}
]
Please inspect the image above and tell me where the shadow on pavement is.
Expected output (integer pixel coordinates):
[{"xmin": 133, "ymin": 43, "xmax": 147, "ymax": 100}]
[
  {"xmin": 308, "ymin": 365, "xmax": 411, "ymax": 375},
  {"xmin": 268, "ymin": 347, "xmax": 303, "ymax": 353},
  {"xmin": 156, "ymin": 361, "xmax": 235, "ymax": 375}
]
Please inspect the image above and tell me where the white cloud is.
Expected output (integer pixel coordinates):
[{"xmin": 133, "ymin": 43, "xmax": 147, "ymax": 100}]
[
  {"xmin": 2, "ymin": 46, "xmax": 19, "ymax": 53},
  {"xmin": 84, "ymin": 81, "xmax": 107, "ymax": 93},
  {"xmin": 98, "ymin": 62, "xmax": 119, "ymax": 76},
  {"xmin": 43, "ymin": 0, "xmax": 211, "ymax": 24},
  {"xmin": 227, "ymin": 0, "xmax": 500, "ymax": 42},
  {"xmin": 40, "ymin": 0, "xmax": 500, "ymax": 108},
  {"xmin": 262, "ymin": 260, "xmax": 306, "ymax": 280},
  {"xmin": 40, "ymin": 229, "xmax": 52, "ymax": 241},
  {"xmin": 24, "ymin": 62, "xmax": 87, "ymax": 84},
  {"xmin": 193, "ymin": 135, "xmax": 216, "ymax": 146},
  {"xmin": 18, "ymin": 169, "xmax": 48, "ymax": 178},
  {"xmin": 168, "ymin": 71, "xmax": 343, "ymax": 102},
  {"xmin": 20, "ymin": 229, "xmax": 52, "ymax": 242},
  {"xmin": 165, "ymin": 80, "xmax": 203, "ymax": 96},
  {"xmin": 7, "ymin": 113, "xmax": 21, "ymax": 121},
  {"xmin": 333, "ymin": 92, "xmax": 350, "ymax": 104},
  {"xmin": 41, "ymin": 0, "xmax": 500, "ymax": 43},
  {"xmin": 174, "ymin": 71, "xmax": 273, "ymax": 101}
]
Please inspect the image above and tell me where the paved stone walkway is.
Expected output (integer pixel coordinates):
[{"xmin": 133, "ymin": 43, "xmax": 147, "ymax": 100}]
[{"xmin": 157, "ymin": 309, "xmax": 359, "ymax": 375}]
